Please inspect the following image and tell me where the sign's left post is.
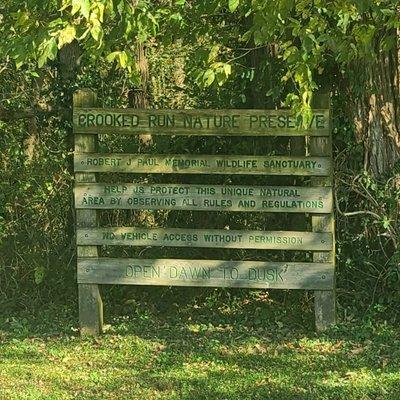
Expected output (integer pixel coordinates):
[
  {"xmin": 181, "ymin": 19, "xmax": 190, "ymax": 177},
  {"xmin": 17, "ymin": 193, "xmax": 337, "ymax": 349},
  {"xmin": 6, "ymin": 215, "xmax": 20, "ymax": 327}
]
[{"xmin": 73, "ymin": 89, "xmax": 103, "ymax": 335}]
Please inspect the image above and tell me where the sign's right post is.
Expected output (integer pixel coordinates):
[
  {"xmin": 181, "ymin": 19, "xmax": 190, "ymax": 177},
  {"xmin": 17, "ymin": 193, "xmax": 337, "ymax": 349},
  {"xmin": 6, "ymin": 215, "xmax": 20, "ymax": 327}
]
[{"xmin": 311, "ymin": 93, "xmax": 336, "ymax": 331}]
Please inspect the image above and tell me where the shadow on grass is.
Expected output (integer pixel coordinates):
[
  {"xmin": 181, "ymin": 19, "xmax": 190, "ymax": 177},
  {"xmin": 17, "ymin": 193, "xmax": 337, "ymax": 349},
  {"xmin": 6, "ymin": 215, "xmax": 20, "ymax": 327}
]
[{"xmin": 1, "ymin": 291, "xmax": 400, "ymax": 399}]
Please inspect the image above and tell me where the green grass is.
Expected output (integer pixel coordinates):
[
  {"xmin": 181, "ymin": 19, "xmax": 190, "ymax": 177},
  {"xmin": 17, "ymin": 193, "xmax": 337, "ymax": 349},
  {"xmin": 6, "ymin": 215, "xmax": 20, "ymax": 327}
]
[{"xmin": 1, "ymin": 291, "xmax": 399, "ymax": 400}]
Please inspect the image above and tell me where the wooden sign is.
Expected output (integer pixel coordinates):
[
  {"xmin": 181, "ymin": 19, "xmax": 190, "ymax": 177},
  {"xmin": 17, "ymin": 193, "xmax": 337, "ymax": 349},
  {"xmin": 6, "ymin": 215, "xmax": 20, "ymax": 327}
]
[
  {"xmin": 77, "ymin": 227, "xmax": 333, "ymax": 251},
  {"xmin": 73, "ymin": 108, "xmax": 330, "ymax": 136},
  {"xmin": 74, "ymin": 183, "xmax": 333, "ymax": 213},
  {"xmin": 75, "ymin": 153, "xmax": 332, "ymax": 176},
  {"xmin": 78, "ymin": 258, "xmax": 334, "ymax": 290},
  {"xmin": 73, "ymin": 89, "xmax": 335, "ymax": 335}
]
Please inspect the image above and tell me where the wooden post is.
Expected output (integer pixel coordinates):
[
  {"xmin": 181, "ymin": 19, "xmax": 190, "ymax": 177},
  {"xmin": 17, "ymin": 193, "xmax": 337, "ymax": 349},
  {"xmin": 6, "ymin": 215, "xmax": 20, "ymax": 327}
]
[
  {"xmin": 311, "ymin": 93, "xmax": 336, "ymax": 331},
  {"xmin": 73, "ymin": 89, "xmax": 103, "ymax": 336}
]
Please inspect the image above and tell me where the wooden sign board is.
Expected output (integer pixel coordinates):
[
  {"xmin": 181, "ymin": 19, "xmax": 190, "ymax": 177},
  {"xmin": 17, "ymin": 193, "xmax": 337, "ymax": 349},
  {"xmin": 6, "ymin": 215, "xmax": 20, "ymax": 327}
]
[
  {"xmin": 73, "ymin": 89, "xmax": 335, "ymax": 335},
  {"xmin": 78, "ymin": 258, "xmax": 334, "ymax": 290},
  {"xmin": 74, "ymin": 183, "xmax": 332, "ymax": 213},
  {"xmin": 73, "ymin": 108, "xmax": 330, "ymax": 136},
  {"xmin": 74, "ymin": 153, "xmax": 332, "ymax": 176},
  {"xmin": 77, "ymin": 227, "xmax": 333, "ymax": 251}
]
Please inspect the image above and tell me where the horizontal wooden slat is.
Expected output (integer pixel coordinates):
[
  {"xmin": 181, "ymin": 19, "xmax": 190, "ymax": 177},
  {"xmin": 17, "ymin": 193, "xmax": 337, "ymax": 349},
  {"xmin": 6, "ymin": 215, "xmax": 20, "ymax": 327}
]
[
  {"xmin": 74, "ymin": 153, "xmax": 331, "ymax": 176},
  {"xmin": 73, "ymin": 108, "xmax": 330, "ymax": 136},
  {"xmin": 74, "ymin": 183, "xmax": 333, "ymax": 213},
  {"xmin": 77, "ymin": 258, "xmax": 334, "ymax": 290},
  {"xmin": 77, "ymin": 227, "xmax": 333, "ymax": 251}
]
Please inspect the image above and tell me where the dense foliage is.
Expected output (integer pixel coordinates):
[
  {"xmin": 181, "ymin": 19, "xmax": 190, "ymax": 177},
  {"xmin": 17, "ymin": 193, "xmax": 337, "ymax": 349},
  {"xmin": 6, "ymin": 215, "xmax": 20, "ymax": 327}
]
[{"xmin": 2, "ymin": 1, "xmax": 400, "ymax": 110}]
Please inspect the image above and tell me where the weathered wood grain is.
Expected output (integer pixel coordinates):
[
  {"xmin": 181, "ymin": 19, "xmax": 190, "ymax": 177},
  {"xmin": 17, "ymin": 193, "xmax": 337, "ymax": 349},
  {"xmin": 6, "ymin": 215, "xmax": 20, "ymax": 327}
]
[
  {"xmin": 78, "ymin": 258, "xmax": 335, "ymax": 290},
  {"xmin": 73, "ymin": 108, "xmax": 330, "ymax": 136},
  {"xmin": 311, "ymin": 93, "xmax": 336, "ymax": 332},
  {"xmin": 74, "ymin": 89, "xmax": 103, "ymax": 336},
  {"xmin": 77, "ymin": 227, "xmax": 333, "ymax": 251},
  {"xmin": 74, "ymin": 153, "xmax": 332, "ymax": 176},
  {"xmin": 74, "ymin": 183, "xmax": 332, "ymax": 213}
]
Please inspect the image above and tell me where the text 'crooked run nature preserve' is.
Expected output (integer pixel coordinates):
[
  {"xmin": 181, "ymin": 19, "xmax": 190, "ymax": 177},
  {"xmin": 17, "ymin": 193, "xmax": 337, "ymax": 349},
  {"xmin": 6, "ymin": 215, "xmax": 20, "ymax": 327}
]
[{"xmin": 74, "ymin": 109, "xmax": 330, "ymax": 135}]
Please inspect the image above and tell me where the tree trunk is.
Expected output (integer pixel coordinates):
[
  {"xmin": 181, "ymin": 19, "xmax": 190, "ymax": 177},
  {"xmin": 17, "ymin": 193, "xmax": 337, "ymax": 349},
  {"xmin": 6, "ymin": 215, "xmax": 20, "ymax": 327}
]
[
  {"xmin": 128, "ymin": 43, "xmax": 154, "ymax": 227},
  {"xmin": 352, "ymin": 33, "xmax": 400, "ymax": 177},
  {"xmin": 128, "ymin": 43, "xmax": 152, "ymax": 146}
]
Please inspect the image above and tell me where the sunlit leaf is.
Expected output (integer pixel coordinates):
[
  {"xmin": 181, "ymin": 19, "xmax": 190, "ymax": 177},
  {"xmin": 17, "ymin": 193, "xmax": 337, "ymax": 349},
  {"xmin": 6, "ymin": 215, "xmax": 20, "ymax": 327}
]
[
  {"xmin": 228, "ymin": 0, "xmax": 239, "ymax": 12},
  {"xmin": 58, "ymin": 25, "xmax": 76, "ymax": 49},
  {"xmin": 80, "ymin": 0, "xmax": 90, "ymax": 19},
  {"xmin": 203, "ymin": 69, "xmax": 215, "ymax": 86}
]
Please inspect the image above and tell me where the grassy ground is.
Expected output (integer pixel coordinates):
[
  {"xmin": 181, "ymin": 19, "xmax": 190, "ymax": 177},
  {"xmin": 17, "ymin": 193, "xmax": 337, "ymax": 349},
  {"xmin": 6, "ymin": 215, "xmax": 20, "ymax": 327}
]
[{"xmin": 1, "ymin": 290, "xmax": 399, "ymax": 400}]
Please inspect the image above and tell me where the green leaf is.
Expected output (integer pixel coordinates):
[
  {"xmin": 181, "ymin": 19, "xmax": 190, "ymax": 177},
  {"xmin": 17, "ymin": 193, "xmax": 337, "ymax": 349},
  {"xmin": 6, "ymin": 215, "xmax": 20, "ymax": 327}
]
[
  {"xmin": 58, "ymin": 25, "xmax": 76, "ymax": 49},
  {"xmin": 59, "ymin": 1, "xmax": 71, "ymax": 12},
  {"xmin": 47, "ymin": 38, "xmax": 58, "ymax": 60},
  {"xmin": 38, "ymin": 53, "xmax": 47, "ymax": 68},
  {"xmin": 118, "ymin": 51, "xmax": 128, "ymax": 68},
  {"xmin": 117, "ymin": 0, "xmax": 125, "ymax": 16},
  {"xmin": 106, "ymin": 51, "xmax": 120, "ymax": 62},
  {"xmin": 382, "ymin": 217, "xmax": 391, "ymax": 229},
  {"xmin": 34, "ymin": 265, "xmax": 45, "ymax": 285},
  {"xmin": 48, "ymin": 18, "xmax": 64, "ymax": 28},
  {"xmin": 228, "ymin": 0, "xmax": 239, "ymax": 12},
  {"xmin": 15, "ymin": 59, "xmax": 24, "ymax": 69},
  {"xmin": 38, "ymin": 38, "xmax": 58, "ymax": 67},
  {"xmin": 70, "ymin": 0, "xmax": 90, "ymax": 18},
  {"xmin": 90, "ymin": 23, "xmax": 102, "ymax": 41},
  {"xmin": 380, "ymin": 9, "xmax": 394, "ymax": 16},
  {"xmin": 128, "ymin": 71, "xmax": 141, "ymax": 86},
  {"xmin": 170, "ymin": 13, "xmax": 183, "ymax": 22},
  {"xmin": 208, "ymin": 45, "xmax": 220, "ymax": 62},
  {"xmin": 97, "ymin": 3, "xmax": 105, "ymax": 22},
  {"xmin": 203, "ymin": 69, "xmax": 215, "ymax": 86},
  {"xmin": 71, "ymin": 0, "xmax": 81, "ymax": 15},
  {"xmin": 223, "ymin": 63, "xmax": 232, "ymax": 77},
  {"xmin": 80, "ymin": 0, "xmax": 91, "ymax": 19}
]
